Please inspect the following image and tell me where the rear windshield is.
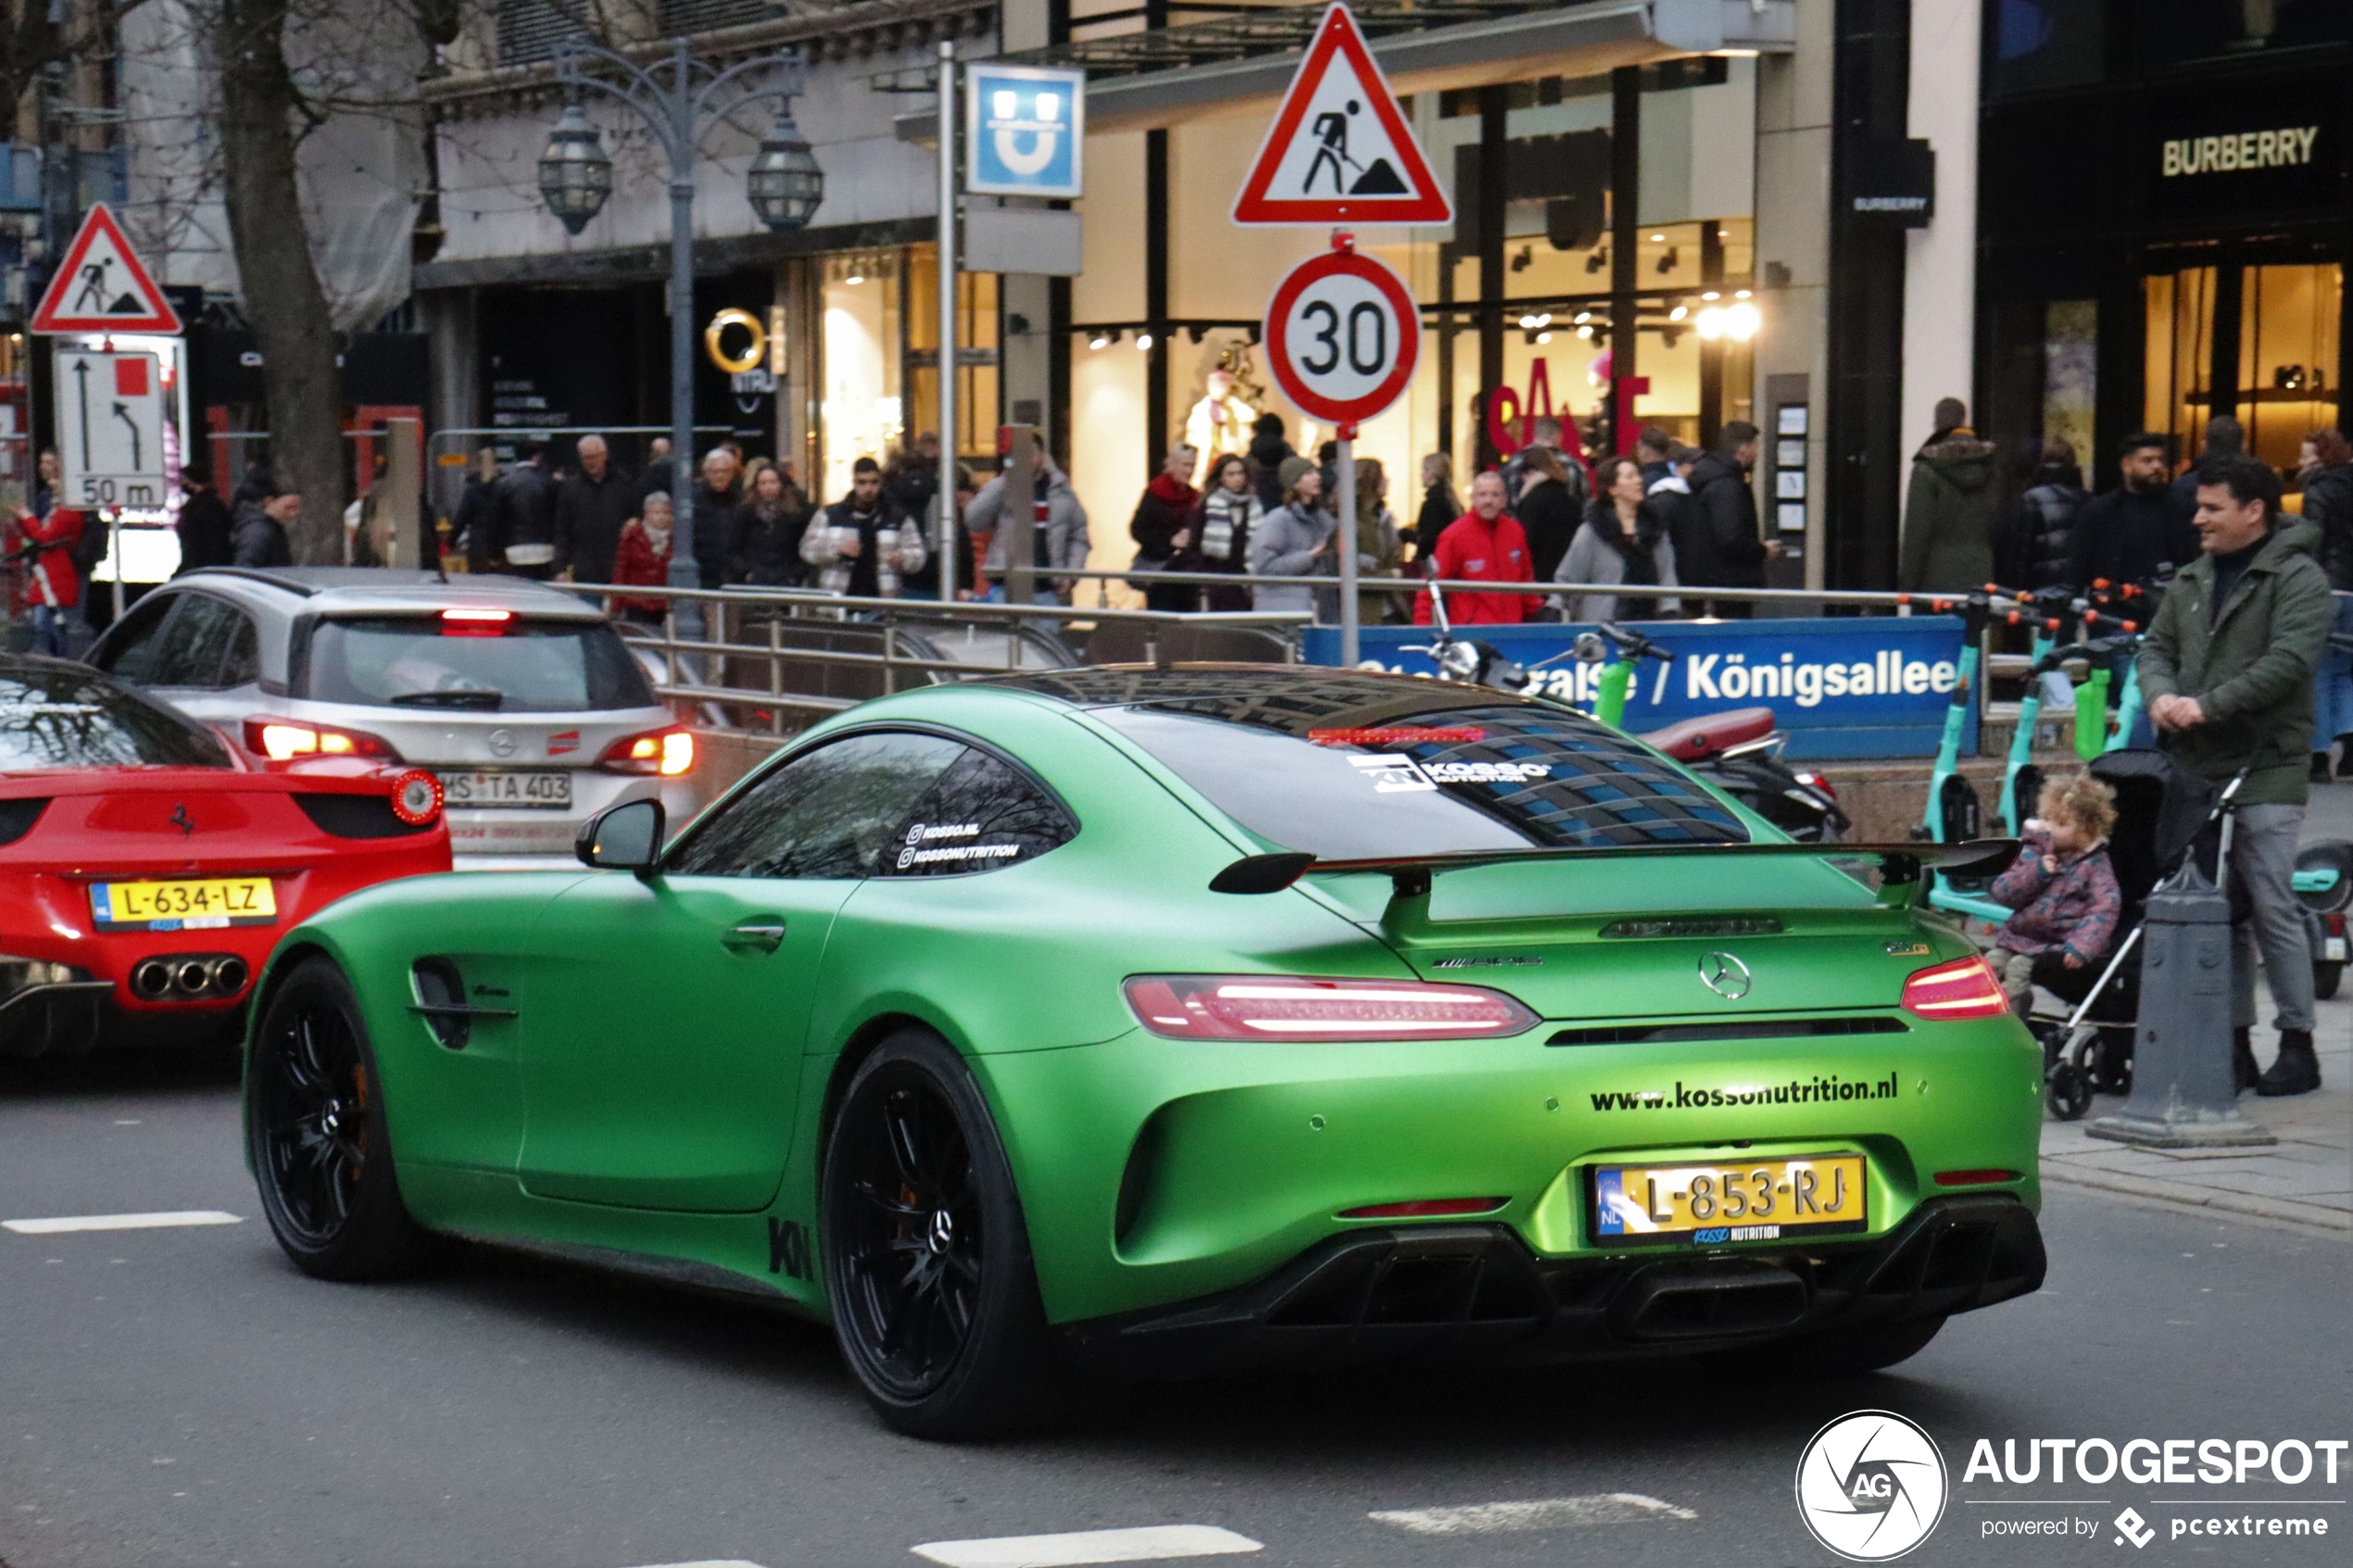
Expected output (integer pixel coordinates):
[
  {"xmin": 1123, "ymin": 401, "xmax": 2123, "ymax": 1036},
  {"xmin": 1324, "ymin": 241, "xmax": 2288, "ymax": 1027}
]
[
  {"xmin": 1097, "ymin": 699, "xmax": 1747, "ymax": 859},
  {"xmin": 304, "ymin": 617, "xmax": 656, "ymax": 713},
  {"xmin": 0, "ymin": 664, "xmax": 230, "ymax": 770}
]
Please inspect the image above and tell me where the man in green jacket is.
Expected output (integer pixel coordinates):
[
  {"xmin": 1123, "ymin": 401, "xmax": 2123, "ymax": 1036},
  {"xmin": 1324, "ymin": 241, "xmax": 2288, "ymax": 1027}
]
[{"xmin": 2140, "ymin": 454, "xmax": 2334, "ymax": 1096}]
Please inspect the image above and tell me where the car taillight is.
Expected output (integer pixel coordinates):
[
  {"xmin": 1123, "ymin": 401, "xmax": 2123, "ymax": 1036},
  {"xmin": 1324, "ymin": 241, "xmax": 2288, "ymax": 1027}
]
[
  {"xmin": 389, "ymin": 770, "xmax": 444, "ymax": 826},
  {"xmin": 1901, "ymin": 956, "xmax": 2012, "ymax": 1021},
  {"xmin": 244, "ymin": 716, "xmax": 400, "ymax": 763},
  {"xmin": 1793, "ymin": 769, "xmax": 1837, "ymax": 800},
  {"xmin": 440, "ymin": 608, "xmax": 511, "ymax": 636},
  {"xmin": 1122, "ymin": 975, "xmax": 1539, "ymax": 1041},
  {"xmin": 598, "ymin": 727, "xmax": 694, "ymax": 776}
]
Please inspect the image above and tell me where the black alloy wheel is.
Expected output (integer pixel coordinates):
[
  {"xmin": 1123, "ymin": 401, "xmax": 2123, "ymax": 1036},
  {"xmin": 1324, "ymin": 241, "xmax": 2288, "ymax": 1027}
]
[
  {"xmin": 247, "ymin": 957, "xmax": 430, "ymax": 1280},
  {"xmin": 834, "ymin": 1072, "xmax": 983, "ymax": 1398},
  {"xmin": 820, "ymin": 1028, "xmax": 1070, "ymax": 1438}
]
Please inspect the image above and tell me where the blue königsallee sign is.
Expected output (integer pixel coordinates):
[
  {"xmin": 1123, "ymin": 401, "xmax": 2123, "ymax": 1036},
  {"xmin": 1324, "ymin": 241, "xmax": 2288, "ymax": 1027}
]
[{"xmin": 1300, "ymin": 616, "xmax": 1974, "ymax": 759}]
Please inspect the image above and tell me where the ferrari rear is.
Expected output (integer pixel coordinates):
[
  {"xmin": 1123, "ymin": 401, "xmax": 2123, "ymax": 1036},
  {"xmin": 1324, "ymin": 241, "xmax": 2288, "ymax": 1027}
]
[{"xmin": 0, "ymin": 657, "xmax": 449, "ymax": 1056}]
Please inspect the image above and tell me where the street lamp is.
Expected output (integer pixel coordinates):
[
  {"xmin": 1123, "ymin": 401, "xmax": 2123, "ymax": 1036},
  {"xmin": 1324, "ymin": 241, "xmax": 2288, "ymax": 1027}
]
[
  {"xmin": 748, "ymin": 108, "xmax": 824, "ymax": 233},
  {"xmin": 536, "ymin": 100, "xmax": 613, "ymax": 235},
  {"xmin": 540, "ymin": 37, "xmax": 819, "ymax": 621}
]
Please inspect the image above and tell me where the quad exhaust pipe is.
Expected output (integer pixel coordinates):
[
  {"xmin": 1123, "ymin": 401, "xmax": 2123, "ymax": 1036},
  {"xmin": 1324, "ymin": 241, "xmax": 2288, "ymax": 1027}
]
[{"xmin": 130, "ymin": 954, "xmax": 249, "ymax": 1001}]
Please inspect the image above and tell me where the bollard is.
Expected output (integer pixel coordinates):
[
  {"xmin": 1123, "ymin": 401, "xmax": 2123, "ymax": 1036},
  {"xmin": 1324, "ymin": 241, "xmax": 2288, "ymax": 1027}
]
[{"xmin": 2086, "ymin": 861, "xmax": 2276, "ymax": 1148}]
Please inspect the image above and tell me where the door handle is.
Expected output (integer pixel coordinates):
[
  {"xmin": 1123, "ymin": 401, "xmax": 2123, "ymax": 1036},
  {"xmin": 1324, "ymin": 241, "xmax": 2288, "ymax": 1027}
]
[{"xmin": 722, "ymin": 919, "xmax": 786, "ymax": 954}]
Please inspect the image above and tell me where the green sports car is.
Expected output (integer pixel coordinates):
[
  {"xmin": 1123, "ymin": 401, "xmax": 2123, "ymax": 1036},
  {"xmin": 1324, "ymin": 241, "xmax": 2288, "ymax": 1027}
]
[{"xmin": 242, "ymin": 667, "xmax": 2045, "ymax": 1437}]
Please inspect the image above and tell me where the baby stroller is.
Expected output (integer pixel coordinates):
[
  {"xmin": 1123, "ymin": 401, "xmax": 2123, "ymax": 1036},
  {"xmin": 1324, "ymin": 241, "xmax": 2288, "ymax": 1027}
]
[
  {"xmin": 2030, "ymin": 751, "xmax": 2337, "ymax": 1119},
  {"xmin": 2026, "ymin": 750, "xmax": 2213, "ymax": 1118}
]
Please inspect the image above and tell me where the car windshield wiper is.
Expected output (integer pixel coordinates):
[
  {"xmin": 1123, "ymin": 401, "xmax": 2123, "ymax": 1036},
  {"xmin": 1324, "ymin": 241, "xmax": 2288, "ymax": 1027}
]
[{"xmin": 387, "ymin": 689, "xmax": 505, "ymax": 711}]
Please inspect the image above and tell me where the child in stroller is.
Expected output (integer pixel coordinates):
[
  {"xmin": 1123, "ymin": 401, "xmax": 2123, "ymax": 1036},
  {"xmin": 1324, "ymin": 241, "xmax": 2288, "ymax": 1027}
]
[{"xmin": 1981, "ymin": 774, "xmax": 2123, "ymax": 1017}]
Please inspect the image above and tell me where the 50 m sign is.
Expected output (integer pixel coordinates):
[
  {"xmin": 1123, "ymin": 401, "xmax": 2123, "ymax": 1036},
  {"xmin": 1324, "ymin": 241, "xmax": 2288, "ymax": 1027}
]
[{"xmin": 1263, "ymin": 245, "xmax": 1419, "ymax": 426}]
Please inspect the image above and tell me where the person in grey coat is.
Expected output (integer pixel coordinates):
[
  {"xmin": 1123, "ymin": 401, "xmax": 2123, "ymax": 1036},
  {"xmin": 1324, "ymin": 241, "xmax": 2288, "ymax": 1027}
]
[
  {"xmin": 1249, "ymin": 457, "xmax": 1378, "ymax": 622},
  {"xmin": 1554, "ymin": 455, "xmax": 1680, "ymax": 621},
  {"xmin": 974, "ymin": 458, "xmax": 1090, "ymax": 602}
]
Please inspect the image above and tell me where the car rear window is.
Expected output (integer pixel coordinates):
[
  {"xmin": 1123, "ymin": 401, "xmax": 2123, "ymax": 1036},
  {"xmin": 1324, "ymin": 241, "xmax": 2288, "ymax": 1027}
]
[
  {"xmin": 303, "ymin": 617, "xmax": 656, "ymax": 713},
  {"xmin": 0, "ymin": 664, "xmax": 230, "ymax": 770},
  {"xmin": 1096, "ymin": 699, "xmax": 1747, "ymax": 859}
]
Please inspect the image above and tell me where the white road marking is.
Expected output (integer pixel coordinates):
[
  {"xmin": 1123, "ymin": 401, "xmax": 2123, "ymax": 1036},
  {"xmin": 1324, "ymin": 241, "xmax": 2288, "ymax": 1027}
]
[
  {"xmin": 911, "ymin": 1524, "xmax": 1263, "ymax": 1567},
  {"xmin": 4, "ymin": 1210, "xmax": 243, "ymax": 1236},
  {"xmin": 1369, "ymin": 1494, "xmax": 1697, "ymax": 1534},
  {"xmin": 619, "ymin": 1562, "xmax": 769, "ymax": 1568}
]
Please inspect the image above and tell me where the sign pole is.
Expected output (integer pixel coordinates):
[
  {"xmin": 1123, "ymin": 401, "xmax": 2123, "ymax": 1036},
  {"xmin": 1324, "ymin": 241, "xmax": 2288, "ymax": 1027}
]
[
  {"xmin": 107, "ymin": 508, "xmax": 122, "ymax": 622},
  {"xmin": 937, "ymin": 39, "xmax": 958, "ymax": 602},
  {"xmin": 1336, "ymin": 424, "xmax": 1357, "ymax": 665}
]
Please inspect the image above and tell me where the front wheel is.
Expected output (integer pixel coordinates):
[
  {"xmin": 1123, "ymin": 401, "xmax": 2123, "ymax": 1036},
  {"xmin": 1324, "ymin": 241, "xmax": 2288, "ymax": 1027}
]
[
  {"xmin": 247, "ymin": 956, "xmax": 431, "ymax": 1280},
  {"xmin": 820, "ymin": 1028, "xmax": 1071, "ymax": 1439}
]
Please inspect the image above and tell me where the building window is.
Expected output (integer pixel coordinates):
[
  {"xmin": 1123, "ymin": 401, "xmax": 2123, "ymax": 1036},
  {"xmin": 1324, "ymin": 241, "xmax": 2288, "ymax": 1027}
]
[
  {"xmin": 659, "ymin": 0, "xmax": 786, "ymax": 36},
  {"xmin": 1984, "ymin": 0, "xmax": 2105, "ymax": 96},
  {"xmin": 904, "ymin": 248, "xmax": 1000, "ymax": 468},
  {"xmin": 2133, "ymin": 0, "xmax": 2349, "ymax": 72},
  {"xmin": 819, "ymin": 251, "xmax": 904, "ymax": 504},
  {"xmin": 497, "ymin": 0, "xmax": 585, "ymax": 67}
]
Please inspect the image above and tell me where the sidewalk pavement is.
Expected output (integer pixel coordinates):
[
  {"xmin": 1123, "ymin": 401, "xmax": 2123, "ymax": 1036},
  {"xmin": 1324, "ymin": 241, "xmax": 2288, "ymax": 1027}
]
[{"xmin": 2034, "ymin": 780, "xmax": 2353, "ymax": 1235}]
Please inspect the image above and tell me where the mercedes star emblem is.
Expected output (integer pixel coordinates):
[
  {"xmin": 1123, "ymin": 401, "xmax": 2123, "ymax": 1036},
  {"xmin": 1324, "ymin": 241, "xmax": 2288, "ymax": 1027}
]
[{"xmin": 1699, "ymin": 950, "xmax": 1753, "ymax": 1000}]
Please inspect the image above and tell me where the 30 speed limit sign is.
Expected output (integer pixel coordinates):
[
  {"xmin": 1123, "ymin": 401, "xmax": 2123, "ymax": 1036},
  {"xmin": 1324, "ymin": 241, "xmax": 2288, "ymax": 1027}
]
[{"xmin": 1263, "ymin": 244, "xmax": 1419, "ymax": 426}]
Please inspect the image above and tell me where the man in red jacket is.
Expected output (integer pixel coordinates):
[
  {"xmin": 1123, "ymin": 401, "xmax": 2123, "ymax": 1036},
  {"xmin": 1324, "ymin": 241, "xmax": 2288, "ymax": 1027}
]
[{"xmin": 1416, "ymin": 470, "xmax": 1538, "ymax": 623}]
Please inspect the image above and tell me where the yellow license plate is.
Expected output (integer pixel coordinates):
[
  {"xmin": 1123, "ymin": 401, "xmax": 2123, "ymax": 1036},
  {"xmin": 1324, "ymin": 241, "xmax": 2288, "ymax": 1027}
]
[
  {"xmin": 89, "ymin": 877, "xmax": 278, "ymax": 931},
  {"xmin": 1592, "ymin": 1154, "xmax": 1868, "ymax": 1246}
]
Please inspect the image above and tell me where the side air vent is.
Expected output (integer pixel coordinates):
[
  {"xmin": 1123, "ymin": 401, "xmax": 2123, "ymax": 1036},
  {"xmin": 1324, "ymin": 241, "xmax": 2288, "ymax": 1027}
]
[
  {"xmin": 411, "ymin": 959, "xmax": 471, "ymax": 1049},
  {"xmin": 0, "ymin": 797, "xmax": 50, "ymax": 846},
  {"xmin": 296, "ymin": 793, "xmax": 432, "ymax": 839},
  {"xmin": 1550, "ymin": 1016, "xmax": 1908, "ymax": 1047}
]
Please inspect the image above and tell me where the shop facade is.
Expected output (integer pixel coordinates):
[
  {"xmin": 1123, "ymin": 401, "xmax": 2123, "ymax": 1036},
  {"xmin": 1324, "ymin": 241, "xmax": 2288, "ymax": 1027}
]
[{"xmin": 1977, "ymin": 0, "xmax": 2350, "ymax": 499}]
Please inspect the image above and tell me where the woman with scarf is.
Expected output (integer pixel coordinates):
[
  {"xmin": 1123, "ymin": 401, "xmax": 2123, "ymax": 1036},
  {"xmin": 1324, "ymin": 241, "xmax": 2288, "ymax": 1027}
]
[
  {"xmin": 1554, "ymin": 454, "xmax": 1678, "ymax": 622},
  {"xmin": 611, "ymin": 491, "xmax": 676, "ymax": 624},
  {"xmin": 1184, "ymin": 453, "xmax": 1262, "ymax": 612},
  {"xmin": 1128, "ymin": 444, "xmax": 1201, "ymax": 612}
]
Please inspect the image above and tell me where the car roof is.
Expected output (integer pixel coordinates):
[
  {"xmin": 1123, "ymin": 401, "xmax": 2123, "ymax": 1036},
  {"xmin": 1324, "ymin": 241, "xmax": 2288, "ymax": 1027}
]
[
  {"xmin": 974, "ymin": 663, "xmax": 1552, "ymax": 733},
  {"xmin": 174, "ymin": 568, "xmax": 608, "ymax": 621}
]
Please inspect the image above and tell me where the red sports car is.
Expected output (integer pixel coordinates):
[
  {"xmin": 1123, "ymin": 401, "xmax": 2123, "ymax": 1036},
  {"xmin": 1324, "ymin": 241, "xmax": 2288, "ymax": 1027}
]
[{"xmin": 0, "ymin": 654, "xmax": 450, "ymax": 1056}]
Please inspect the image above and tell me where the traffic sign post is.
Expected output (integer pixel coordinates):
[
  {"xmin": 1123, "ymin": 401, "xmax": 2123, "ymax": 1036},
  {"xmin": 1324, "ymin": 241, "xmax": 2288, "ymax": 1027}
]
[
  {"xmin": 1231, "ymin": 3, "xmax": 1449, "ymax": 227},
  {"xmin": 1263, "ymin": 236, "xmax": 1420, "ymax": 666},
  {"xmin": 29, "ymin": 204, "xmax": 183, "ymax": 335},
  {"xmin": 54, "ymin": 349, "xmax": 167, "ymax": 621}
]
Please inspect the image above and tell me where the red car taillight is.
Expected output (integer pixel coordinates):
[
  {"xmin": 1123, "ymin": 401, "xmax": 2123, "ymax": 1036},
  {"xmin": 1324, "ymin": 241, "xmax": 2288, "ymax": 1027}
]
[
  {"xmin": 440, "ymin": 608, "xmax": 512, "ymax": 636},
  {"xmin": 1123, "ymin": 975, "xmax": 1539, "ymax": 1041},
  {"xmin": 244, "ymin": 716, "xmax": 401, "ymax": 763},
  {"xmin": 389, "ymin": 769, "xmax": 444, "ymax": 826},
  {"xmin": 1793, "ymin": 769, "xmax": 1838, "ymax": 800},
  {"xmin": 598, "ymin": 727, "xmax": 694, "ymax": 776},
  {"xmin": 1901, "ymin": 956, "xmax": 2012, "ymax": 1021}
]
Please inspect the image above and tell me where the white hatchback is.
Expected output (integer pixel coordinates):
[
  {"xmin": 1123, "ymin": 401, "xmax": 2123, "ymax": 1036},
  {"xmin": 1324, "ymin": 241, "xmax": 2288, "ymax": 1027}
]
[{"xmin": 88, "ymin": 568, "xmax": 698, "ymax": 871}]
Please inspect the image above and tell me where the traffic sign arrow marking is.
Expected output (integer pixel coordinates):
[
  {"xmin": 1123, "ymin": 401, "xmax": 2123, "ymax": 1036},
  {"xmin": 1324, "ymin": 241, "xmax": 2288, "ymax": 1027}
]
[
  {"xmin": 30, "ymin": 202, "xmax": 183, "ymax": 335},
  {"xmin": 1232, "ymin": 4, "xmax": 1452, "ymax": 227}
]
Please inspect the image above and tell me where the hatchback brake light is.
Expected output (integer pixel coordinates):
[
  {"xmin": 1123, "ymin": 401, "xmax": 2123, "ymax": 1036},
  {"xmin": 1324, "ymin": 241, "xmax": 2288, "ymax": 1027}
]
[
  {"xmin": 244, "ymin": 716, "xmax": 400, "ymax": 763},
  {"xmin": 440, "ymin": 608, "xmax": 512, "ymax": 636},
  {"xmin": 598, "ymin": 726, "xmax": 695, "ymax": 776},
  {"xmin": 1123, "ymin": 975, "xmax": 1538, "ymax": 1041},
  {"xmin": 1901, "ymin": 956, "xmax": 2011, "ymax": 1021}
]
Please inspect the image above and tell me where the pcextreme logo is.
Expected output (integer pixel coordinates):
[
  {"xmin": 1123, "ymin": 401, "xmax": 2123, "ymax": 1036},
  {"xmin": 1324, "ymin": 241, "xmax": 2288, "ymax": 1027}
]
[{"xmin": 1796, "ymin": 1410, "xmax": 1950, "ymax": 1561}]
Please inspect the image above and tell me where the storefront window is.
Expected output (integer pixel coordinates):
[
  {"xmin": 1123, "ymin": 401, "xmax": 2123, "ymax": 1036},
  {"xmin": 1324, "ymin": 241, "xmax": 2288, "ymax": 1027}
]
[
  {"xmin": 2134, "ymin": 0, "xmax": 2348, "ymax": 71},
  {"xmin": 2144, "ymin": 267, "xmax": 2217, "ymax": 461},
  {"xmin": 1985, "ymin": 0, "xmax": 2105, "ymax": 96},
  {"xmin": 904, "ymin": 246, "xmax": 1000, "ymax": 469},
  {"xmin": 2237, "ymin": 261, "xmax": 2342, "ymax": 484},
  {"xmin": 2042, "ymin": 300, "xmax": 2099, "ymax": 479},
  {"xmin": 819, "ymin": 250, "xmax": 903, "ymax": 504}
]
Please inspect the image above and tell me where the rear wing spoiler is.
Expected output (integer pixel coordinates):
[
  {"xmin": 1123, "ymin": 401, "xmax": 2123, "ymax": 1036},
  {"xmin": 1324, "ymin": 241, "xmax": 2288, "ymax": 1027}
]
[{"xmin": 1210, "ymin": 839, "xmax": 2021, "ymax": 902}]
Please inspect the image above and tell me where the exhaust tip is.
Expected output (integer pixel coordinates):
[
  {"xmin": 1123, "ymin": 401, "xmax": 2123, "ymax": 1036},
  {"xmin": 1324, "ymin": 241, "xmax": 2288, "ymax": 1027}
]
[
  {"xmin": 131, "ymin": 958, "xmax": 174, "ymax": 999},
  {"xmin": 171, "ymin": 959, "xmax": 215, "ymax": 997},
  {"xmin": 208, "ymin": 956, "xmax": 249, "ymax": 997}
]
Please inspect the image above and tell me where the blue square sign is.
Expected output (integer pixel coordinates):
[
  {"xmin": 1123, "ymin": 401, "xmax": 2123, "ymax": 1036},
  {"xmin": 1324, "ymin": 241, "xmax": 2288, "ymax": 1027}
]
[{"xmin": 964, "ymin": 64, "xmax": 1085, "ymax": 199}]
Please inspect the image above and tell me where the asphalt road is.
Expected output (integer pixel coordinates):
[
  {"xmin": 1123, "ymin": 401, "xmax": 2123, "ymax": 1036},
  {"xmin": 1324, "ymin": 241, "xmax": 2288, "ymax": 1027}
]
[{"xmin": 2, "ymin": 1048, "xmax": 2346, "ymax": 1568}]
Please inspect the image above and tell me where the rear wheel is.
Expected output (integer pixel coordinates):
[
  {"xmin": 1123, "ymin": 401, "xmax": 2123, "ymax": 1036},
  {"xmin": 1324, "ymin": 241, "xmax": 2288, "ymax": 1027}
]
[
  {"xmin": 2313, "ymin": 962, "xmax": 2342, "ymax": 1001},
  {"xmin": 1698, "ymin": 1315, "xmax": 1946, "ymax": 1378},
  {"xmin": 820, "ymin": 1028, "xmax": 1069, "ymax": 1439},
  {"xmin": 247, "ymin": 956, "xmax": 431, "ymax": 1280},
  {"xmin": 2045, "ymin": 1063, "xmax": 2094, "ymax": 1121}
]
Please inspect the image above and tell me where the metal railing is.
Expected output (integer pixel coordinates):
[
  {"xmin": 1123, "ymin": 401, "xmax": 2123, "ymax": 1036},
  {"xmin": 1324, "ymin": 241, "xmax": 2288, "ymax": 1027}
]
[{"xmin": 565, "ymin": 581, "xmax": 1310, "ymax": 731}]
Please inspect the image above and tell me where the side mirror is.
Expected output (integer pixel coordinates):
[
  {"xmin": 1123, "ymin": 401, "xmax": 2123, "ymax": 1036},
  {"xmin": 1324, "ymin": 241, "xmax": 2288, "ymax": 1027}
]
[{"xmin": 576, "ymin": 798, "xmax": 665, "ymax": 875}]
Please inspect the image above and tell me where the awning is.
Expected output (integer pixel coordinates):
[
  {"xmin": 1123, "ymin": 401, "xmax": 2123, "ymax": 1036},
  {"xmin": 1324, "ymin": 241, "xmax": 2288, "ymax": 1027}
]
[{"xmin": 897, "ymin": 0, "xmax": 1793, "ymax": 141}]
